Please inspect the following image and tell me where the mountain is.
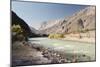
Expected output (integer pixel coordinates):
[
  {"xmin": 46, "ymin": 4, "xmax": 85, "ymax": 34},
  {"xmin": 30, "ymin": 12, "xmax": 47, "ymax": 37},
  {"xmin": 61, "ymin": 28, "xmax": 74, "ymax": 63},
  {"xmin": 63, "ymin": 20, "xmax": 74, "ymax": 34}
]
[
  {"xmin": 12, "ymin": 11, "xmax": 43, "ymax": 38},
  {"xmin": 12, "ymin": 11, "xmax": 32, "ymax": 36},
  {"xmin": 39, "ymin": 6, "xmax": 96, "ymax": 34},
  {"xmin": 30, "ymin": 26, "xmax": 40, "ymax": 34}
]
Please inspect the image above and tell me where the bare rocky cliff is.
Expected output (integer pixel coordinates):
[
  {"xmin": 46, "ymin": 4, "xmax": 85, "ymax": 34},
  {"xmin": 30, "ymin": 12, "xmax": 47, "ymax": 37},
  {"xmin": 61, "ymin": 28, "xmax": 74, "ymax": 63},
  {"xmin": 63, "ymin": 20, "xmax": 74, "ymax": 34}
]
[{"xmin": 39, "ymin": 6, "xmax": 96, "ymax": 34}]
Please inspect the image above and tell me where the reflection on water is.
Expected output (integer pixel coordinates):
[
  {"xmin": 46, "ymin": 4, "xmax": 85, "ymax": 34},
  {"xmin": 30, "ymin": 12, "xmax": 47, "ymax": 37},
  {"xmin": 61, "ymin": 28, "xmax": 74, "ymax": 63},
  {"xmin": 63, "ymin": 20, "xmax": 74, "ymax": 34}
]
[{"xmin": 29, "ymin": 37, "xmax": 95, "ymax": 62}]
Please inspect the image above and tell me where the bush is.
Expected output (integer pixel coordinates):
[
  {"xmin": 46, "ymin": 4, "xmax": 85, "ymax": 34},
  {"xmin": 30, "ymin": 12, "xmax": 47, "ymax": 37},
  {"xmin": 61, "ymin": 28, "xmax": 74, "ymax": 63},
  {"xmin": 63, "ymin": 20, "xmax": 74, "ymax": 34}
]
[
  {"xmin": 48, "ymin": 34, "xmax": 64, "ymax": 39},
  {"xmin": 48, "ymin": 34, "xmax": 54, "ymax": 39},
  {"xmin": 12, "ymin": 24, "xmax": 23, "ymax": 34},
  {"xmin": 12, "ymin": 24, "xmax": 25, "ymax": 42}
]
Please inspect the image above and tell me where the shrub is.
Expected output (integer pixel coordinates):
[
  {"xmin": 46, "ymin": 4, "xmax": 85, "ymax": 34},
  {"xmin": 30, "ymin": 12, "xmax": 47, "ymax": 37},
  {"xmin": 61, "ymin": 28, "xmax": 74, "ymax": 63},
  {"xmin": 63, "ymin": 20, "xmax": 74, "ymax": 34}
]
[
  {"xmin": 48, "ymin": 34, "xmax": 54, "ymax": 39},
  {"xmin": 48, "ymin": 34, "xmax": 64, "ymax": 39},
  {"xmin": 12, "ymin": 24, "xmax": 25, "ymax": 42},
  {"xmin": 12, "ymin": 24, "xmax": 23, "ymax": 34}
]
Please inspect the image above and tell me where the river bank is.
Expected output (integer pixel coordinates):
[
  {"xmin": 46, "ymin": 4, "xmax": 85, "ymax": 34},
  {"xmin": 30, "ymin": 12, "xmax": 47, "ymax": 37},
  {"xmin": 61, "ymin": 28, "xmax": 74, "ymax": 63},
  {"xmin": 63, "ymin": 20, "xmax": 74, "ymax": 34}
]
[
  {"xmin": 12, "ymin": 40, "xmax": 94, "ymax": 66},
  {"xmin": 61, "ymin": 37, "xmax": 95, "ymax": 43},
  {"xmin": 12, "ymin": 41, "xmax": 71, "ymax": 66},
  {"xmin": 47, "ymin": 30, "xmax": 95, "ymax": 43},
  {"xmin": 62, "ymin": 30, "xmax": 95, "ymax": 43}
]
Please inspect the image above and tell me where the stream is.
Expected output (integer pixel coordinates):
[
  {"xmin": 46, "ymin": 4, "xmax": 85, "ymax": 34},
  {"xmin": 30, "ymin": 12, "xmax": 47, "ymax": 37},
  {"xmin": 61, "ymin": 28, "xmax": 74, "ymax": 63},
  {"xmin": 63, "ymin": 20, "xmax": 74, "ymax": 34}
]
[{"xmin": 28, "ymin": 37, "xmax": 95, "ymax": 62}]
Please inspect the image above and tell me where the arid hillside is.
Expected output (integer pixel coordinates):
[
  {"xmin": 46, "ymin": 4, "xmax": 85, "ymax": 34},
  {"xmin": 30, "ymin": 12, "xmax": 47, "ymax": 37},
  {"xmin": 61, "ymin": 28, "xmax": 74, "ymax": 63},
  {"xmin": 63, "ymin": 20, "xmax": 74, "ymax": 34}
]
[{"xmin": 39, "ymin": 6, "xmax": 95, "ymax": 34}]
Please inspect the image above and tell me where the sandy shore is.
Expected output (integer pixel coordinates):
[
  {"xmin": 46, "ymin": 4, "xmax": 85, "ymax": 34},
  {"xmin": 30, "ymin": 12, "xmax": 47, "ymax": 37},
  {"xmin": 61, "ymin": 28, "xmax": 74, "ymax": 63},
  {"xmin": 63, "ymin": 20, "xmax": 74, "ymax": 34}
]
[
  {"xmin": 62, "ymin": 31, "xmax": 95, "ymax": 43},
  {"xmin": 62, "ymin": 36, "xmax": 95, "ymax": 43}
]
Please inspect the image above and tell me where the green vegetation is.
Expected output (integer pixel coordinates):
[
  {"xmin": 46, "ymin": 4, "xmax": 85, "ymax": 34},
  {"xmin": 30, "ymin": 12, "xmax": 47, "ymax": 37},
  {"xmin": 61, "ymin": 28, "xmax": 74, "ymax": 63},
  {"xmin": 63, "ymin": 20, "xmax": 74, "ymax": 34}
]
[
  {"xmin": 12, "ymin": 24, "xmax": 23, "ymax": 34},
  {"xmin": 12, "ymin": 24, "xmax": 25, "ymax": 42},
  {"xmin": 48, "ymin": 34, "xmax": 64, "ymax": 39}
]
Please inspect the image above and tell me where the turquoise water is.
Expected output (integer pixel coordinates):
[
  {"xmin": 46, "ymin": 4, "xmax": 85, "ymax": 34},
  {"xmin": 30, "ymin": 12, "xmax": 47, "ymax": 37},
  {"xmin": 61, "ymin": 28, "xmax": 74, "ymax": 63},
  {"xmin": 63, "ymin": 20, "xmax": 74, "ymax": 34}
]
[{"xmin": 29, "ymin": 37, "xmax": 95, "ymax": 61}]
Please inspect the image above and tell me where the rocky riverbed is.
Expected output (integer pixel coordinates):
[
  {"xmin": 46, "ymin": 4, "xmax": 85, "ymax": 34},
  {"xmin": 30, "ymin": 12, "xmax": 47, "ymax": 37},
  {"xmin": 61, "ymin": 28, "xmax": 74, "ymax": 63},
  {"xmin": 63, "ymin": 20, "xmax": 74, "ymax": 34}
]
[
  {"xmin": 12, "ymin": 41, "xmax": 68, "ymax": 66},
  {"xmin": 12, "ymin": 41, "xmax": 92, "ymax": 66}
]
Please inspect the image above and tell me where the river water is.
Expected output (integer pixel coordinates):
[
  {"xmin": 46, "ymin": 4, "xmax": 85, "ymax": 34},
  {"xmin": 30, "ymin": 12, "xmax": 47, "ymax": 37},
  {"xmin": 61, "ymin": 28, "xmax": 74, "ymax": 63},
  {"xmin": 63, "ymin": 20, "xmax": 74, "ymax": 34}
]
[{"xmin": 29, "ymin": 37, "xmax": 95, "ymax": 62}]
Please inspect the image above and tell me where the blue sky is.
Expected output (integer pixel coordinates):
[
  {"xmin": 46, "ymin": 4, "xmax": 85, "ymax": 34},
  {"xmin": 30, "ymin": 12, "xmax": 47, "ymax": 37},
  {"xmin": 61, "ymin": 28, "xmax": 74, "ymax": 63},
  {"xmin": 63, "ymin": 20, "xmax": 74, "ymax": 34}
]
[{"xmin": 12, "ymin": 1, "xmax": 88, "ymax": 29}]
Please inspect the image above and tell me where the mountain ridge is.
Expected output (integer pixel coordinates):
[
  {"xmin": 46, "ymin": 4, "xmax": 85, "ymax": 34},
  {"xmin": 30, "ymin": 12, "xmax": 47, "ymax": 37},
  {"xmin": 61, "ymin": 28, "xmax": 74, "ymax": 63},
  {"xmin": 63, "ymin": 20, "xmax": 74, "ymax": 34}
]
[{"xmin": 39, "ymin": 6, "xmax": 96, "ymax": 34}]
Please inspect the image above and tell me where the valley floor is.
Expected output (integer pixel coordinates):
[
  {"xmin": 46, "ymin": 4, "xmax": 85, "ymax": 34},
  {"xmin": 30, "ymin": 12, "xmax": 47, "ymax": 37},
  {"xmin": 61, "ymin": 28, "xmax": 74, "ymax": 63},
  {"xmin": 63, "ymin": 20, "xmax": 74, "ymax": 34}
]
[
  {"xmin": 62, "ymin": 30, "xmax": 95, "ymax": 43},
  {"xmin": 62, "ymin": 36, "xmax": 95, "ymax": 43},
  {"xmin": 12, "ymin": 30, "xmax": 95, "ymax": 66}
]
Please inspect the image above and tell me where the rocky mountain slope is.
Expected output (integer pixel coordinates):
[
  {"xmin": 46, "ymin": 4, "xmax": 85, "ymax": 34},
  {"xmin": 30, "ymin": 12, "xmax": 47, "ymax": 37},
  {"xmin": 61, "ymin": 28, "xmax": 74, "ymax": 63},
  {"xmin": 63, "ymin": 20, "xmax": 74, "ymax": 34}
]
[
  {"xmin": 39, "ymin": 6, "xmax": 96, "ymax": 34},
  {"xmin": 12, "ymin": 11, "xmax": 47, "ymax": 38},
  {"xmin": 12, "ymin": 11, "xmax": 32, "ymax": 37}
]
